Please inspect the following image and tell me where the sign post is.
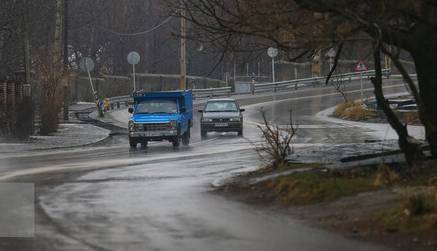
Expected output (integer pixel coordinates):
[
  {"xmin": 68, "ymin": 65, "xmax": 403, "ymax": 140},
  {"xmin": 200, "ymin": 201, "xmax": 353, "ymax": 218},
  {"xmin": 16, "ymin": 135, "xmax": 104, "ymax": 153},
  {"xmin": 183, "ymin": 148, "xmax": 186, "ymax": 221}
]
[
  {"xmin": 325, "ymin": 48, "xmax": 336, "ymax": 72},
  {"xmin": 127, "ymin": 51, "xmax": 140, "ymax": 92},
  {"xmin": 79, "ymin": 57, "xmax": 103, "ymax": 117},
  {"xmin": 267, "ymin": 47, "xmax": 278, "ymax": 122},
  {"xmin": 355, "ymin": 61, "xmax": 368, "ymax": 103}
]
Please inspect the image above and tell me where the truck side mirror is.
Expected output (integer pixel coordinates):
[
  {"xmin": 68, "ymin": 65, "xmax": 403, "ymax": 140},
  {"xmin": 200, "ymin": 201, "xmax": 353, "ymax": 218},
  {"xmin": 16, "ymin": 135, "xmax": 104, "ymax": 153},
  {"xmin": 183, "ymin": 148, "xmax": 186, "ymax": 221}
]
[
  {"xmin": 180, "ymin": 107, "xmax": 186, "ymax": 113},
  {"xmin": 128, "ymin": 107, "xmax": 133, "ymax": 114},
  {"xmin": 198, "ymin": 109, "xmax": 203, "ymax": 113},
  {"xmin": 240, "ymin": 108, "xmax": 245, "ymax": 112}
]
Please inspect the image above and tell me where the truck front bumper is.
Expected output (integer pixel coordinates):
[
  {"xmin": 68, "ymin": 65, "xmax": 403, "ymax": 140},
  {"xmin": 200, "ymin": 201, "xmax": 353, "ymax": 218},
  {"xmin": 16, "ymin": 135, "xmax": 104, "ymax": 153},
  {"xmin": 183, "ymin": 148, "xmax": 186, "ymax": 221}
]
[
  {"xmin": 201, "ymin": 122, "xmax": 242, "ymax": 132},
  {"xmin": 129, "ymin": 130, "xmax": 178, "ymax": 139}
]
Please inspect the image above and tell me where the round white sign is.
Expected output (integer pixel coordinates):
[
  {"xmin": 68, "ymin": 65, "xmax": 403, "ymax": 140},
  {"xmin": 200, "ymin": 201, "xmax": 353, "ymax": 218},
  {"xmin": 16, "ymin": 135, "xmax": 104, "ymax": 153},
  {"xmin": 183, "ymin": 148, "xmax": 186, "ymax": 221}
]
[
  {"xmin": 127, "ymin": 51, "xmax": 140, "ymax": 65},
  {"xmin": 267, "ymin": 47, "xmax": 278, "ymax": 58},
  {"xmin": 79, "ymin": 57, "xmax": 95, "ymax": 72}
]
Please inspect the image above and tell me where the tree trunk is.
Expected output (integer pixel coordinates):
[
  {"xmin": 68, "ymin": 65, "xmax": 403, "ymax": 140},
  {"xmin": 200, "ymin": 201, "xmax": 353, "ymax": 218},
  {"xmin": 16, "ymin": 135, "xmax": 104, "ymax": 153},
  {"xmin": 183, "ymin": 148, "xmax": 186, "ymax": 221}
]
[
  {"xmin": 371, "ymin": 46, "xmax": 423, "ymax": 167},
  {"xmin": 53, "ymin": 0, "xmax": 64, "ymax": 65},
  {"xmin": 411, "ymin": 34, "xmax": 437, "ymax": 158}
]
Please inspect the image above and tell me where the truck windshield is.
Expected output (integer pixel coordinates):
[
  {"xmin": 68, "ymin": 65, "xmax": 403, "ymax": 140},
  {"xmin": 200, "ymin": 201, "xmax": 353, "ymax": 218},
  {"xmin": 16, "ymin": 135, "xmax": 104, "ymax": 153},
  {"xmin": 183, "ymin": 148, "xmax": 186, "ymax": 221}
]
[
  {"xmin": 205, "ymin": 101, "xmax": 238, "ymax": 112},
  {"xmin": 135, "ymin": 99, "xmax": 177, "ymax": 114}
]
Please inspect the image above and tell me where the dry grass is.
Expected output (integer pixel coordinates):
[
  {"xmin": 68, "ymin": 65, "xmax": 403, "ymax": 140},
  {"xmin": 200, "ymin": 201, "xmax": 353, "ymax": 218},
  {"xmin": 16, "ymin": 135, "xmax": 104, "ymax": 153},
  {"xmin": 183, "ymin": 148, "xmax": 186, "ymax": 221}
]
[
  {"xmin": 260, "ymin": 169, "xmax": 379, "ymax": 205},
  {"xmin": 374, "ymin": 164, "xmax": 401, "ymax": 187},
  {"xmin": 400, "ymin": 111, "xmax": 420, "ymax": 125},
  {"xmin": 334, "ymin": 100, "xmax": 375, "ymax": 121},
  {"xmin": 381, "ymin": 187, "xmax": 437, "ymax": 232}
]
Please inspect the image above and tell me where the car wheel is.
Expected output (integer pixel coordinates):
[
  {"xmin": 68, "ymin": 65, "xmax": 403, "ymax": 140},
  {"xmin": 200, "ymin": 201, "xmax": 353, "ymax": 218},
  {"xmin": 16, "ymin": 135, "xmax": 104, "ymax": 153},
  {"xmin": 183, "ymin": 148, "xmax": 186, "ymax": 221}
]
[
  {"xmin": 141, "ymin": 141, "xmax": 148, "ymax": 148},
  {"xmin": 238, "ymin": 128, "xmax": 243, "ymax": 137},
  {"xmin": 201, "ymin": 128, "xmax": 207, "ymax": 140}
]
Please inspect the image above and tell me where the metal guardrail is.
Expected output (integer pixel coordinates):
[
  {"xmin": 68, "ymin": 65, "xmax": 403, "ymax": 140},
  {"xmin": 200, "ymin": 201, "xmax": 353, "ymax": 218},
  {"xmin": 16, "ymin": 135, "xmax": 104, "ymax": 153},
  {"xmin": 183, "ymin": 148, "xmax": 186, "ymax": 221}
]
[
  {"xmin": 104, "ymin": 69, "xmax": 392, "ymax": 111},
  {"xmin": 192, "ymin": 87, "xmax": 232, "ymax": 99},
  {"xmin": 253, "ymin": 69, "xmax": 391, "ymax": 94},
  {"xmin": 105, "ymin": 87, "xmax": 233, "ymax": 111}
]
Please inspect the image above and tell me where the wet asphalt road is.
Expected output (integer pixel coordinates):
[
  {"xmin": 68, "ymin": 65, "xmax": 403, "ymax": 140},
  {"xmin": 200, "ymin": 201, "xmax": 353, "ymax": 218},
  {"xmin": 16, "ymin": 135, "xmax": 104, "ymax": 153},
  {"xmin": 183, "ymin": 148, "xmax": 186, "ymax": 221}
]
[{"xmin": 0, "ymin": 79, "xmax": 407, "ymax": 251}]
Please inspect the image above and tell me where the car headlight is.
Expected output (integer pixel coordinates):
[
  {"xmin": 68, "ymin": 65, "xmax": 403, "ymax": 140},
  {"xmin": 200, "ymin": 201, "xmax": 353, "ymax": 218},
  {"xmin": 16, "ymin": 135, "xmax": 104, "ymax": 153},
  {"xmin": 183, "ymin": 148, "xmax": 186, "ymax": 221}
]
[
  {"xmin": 229, "ymin": 117, "xmax": 241, "ymax": 122},
  {"xmin": 202, "ymin": 118, "xmax": 213, "ymax": 122}
]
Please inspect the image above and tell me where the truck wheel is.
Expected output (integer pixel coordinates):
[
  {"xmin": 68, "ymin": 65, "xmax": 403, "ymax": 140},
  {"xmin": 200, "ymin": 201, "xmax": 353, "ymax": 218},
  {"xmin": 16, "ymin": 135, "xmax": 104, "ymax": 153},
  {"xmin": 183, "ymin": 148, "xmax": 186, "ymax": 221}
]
[
  {"xmin": 172, "ymin": 137, "xmax": 180, "ymax": 148},
  {"xmin": 201, "ymin": 128, "xmax": 207, "ymax": 140},
  {"xmin": 182, "ymin": 130, "xmax": 190, "ymax": 146},
  {"xmin": 129, "ymin": 138, "xmax": 137, "ymax": 148}
]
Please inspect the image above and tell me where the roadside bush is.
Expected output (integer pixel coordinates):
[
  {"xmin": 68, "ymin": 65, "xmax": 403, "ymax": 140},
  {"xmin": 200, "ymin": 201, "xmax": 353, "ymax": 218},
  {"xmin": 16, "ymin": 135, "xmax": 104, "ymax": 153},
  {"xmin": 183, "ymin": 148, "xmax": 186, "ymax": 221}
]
[
  {"xmin": 34, "ymin": 53, "xmax": 68, "ymax": 135},
  {"xmin": 381, "ymin": 188, "xmax": 437, "ymax": 233},
  {"xmin": 400, "ymin": 112, "xmax": 420, "ymax": 125},
  {"xmin": 374, "ymin": 164, "xmax": 400, "ymax": 187},
  {"xmin": 256, "ymin": 109, "xmax": 297, "ymax": 168},
  {"xmin": 334, "ymin": 100, "xmax": 374, "ymax": 121},
  {"xmin": 406, "ymin": 192, "xmax": 435, "ymax": 216}
]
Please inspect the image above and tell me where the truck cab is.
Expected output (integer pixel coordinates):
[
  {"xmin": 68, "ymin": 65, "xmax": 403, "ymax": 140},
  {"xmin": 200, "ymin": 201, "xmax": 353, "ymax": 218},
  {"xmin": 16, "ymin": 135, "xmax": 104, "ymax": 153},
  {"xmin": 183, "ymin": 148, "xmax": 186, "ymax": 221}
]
[{"xmin": 128, "ymin": 90, "xmax": 193, "ymax": 148}]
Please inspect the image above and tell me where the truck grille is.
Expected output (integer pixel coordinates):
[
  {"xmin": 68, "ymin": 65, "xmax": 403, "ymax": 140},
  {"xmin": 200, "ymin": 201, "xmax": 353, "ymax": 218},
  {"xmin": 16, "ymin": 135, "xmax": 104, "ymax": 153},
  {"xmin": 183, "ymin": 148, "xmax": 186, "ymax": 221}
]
[{"xmin": 143, "ymin": 123, "xmax": 172, "ymax": 131}]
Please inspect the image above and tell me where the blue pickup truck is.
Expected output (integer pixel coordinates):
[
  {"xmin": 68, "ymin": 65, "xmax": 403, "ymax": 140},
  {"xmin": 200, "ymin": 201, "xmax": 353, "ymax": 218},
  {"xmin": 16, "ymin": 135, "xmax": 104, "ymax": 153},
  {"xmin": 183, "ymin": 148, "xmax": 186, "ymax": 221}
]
[{"xmin": 128, "ymin": 90, "xmax": 193, "ymax": 148}]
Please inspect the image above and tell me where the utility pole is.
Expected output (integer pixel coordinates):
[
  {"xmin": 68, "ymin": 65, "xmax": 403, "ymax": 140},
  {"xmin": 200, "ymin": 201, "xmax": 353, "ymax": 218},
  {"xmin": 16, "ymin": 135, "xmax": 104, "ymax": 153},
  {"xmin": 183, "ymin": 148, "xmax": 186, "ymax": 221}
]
[
  {"xmin": 63, "ymin": 0, "xmax": 69, "ymax": 121},
  {"xmin": 22, "ymin": 0, "xmax": 33, "ymax": 137},
  {"xmin": 179, "ymin": 1, "xmax": 187, "ymax": 90}
]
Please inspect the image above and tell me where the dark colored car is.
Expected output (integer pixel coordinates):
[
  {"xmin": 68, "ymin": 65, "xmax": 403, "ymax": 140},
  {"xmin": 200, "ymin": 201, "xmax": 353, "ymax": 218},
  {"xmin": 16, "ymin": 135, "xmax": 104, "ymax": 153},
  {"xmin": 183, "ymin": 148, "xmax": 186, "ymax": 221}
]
[{"xmin": 199, "ymin": 99, "xmax": 245, "ymax": 139}]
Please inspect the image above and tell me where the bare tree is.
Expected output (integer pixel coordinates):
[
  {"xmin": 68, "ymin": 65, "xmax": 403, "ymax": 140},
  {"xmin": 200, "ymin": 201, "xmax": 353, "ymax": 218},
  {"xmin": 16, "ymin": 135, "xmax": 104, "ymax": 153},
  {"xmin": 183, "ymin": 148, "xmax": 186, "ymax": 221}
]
[
  {"xmin": 256, "ymin": 109, "xmax": 297, "ymax": 167},
  {"xmin": 34, "ymin": 51, "xmax": 68, "ymax": 135},
  {"xmin": 168, "ymin": 0, "xmax": 437, "ymax": 167}
]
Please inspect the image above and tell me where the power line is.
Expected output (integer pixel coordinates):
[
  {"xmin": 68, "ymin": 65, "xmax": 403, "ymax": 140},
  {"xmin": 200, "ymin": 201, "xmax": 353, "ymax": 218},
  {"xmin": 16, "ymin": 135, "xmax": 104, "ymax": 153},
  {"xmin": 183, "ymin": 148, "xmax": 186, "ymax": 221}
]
[{"xmin": 97, "ymin": 16, "xmax": 172, "ymax": 37}]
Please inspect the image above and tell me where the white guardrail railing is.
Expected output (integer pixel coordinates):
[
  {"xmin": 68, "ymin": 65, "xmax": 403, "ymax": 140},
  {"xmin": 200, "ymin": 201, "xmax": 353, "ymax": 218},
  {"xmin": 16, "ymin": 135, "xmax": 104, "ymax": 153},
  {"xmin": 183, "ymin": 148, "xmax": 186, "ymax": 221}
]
[
  {"xmin": 252, "ymin": 69, "xmax": 391, "ymax": 94},
  {"xmin": 105, "ymin": 87, "xmax": 233, "ymax": 111},
  {"xmin": 105, "ymin": 69, "xmax": 391, "ymax": 111}
]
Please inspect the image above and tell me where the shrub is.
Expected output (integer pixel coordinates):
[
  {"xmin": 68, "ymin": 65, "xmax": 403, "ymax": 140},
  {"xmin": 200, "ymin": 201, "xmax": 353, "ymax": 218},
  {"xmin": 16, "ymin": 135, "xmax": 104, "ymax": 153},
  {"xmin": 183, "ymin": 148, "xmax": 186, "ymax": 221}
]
[
  {"xmin": 374, "ymin": 164, "xmax": 400, "ymax": 187},
  {"xmin": 401, "ymin": 112, "xmax": 420, "ymax": 125},
  {"xmin": 256, "ymin": 109, "xmax": 297, "ymax": 167},
  {"xmin": 334, "ymin": 100, "xmax": 374, "ymax": 121}
]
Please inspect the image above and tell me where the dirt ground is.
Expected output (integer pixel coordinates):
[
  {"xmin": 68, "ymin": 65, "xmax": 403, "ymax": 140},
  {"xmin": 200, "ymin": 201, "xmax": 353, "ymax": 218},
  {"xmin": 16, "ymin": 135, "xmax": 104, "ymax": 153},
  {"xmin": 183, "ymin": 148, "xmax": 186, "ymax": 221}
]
[{"xmin": 215, "ymin": 169, "xmax": 437, "ymax": 251}]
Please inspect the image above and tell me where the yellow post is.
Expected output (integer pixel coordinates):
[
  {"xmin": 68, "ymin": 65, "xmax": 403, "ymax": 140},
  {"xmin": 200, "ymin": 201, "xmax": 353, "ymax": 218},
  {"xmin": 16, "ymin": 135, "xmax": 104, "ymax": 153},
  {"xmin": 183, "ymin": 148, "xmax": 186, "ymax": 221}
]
[{"xmin": 312, "ymin": 50, "xmax": 321, "ymax": 77}]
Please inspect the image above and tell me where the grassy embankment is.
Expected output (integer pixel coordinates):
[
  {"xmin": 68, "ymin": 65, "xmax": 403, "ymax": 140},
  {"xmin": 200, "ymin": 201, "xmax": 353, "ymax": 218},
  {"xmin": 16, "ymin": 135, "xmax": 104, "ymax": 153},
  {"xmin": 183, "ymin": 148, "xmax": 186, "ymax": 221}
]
[{"xmin": 230, "ymin": 161, "xmax": 437, "ymax": 243}]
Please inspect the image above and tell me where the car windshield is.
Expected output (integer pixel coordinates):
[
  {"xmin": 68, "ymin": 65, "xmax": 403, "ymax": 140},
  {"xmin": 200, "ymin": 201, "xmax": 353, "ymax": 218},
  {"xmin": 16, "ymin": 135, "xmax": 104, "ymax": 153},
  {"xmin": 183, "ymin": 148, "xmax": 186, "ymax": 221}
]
[
  {"xmin": 205, "ymin": 101, "xmax": 238, "ymax": 112},
  {"xmin": 135, "ymin": 99, "xmax": 177, "ymax": 114}
]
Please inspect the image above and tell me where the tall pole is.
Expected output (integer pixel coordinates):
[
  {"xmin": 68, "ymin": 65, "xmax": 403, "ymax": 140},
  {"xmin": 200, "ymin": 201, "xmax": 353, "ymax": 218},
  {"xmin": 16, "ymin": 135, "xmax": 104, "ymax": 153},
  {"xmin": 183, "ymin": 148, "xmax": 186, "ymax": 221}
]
[
  {"xmin": 63, "ymin": 0, "xmax": 68, "ymax": 65},
  {"xmin": 233, "ymin": 62, "xmax": 237, "ymax": 82},
  {"xmin": 360, "ymin": 72, "xmax": 363, "ymax": 103},
  {"xmin": 133, "ymin": 64, "xmax": 136, "ymax": 92},
  {"xmin": 272, "ymin": 57, "xmax": 276, "ymax": 122},
  {"xmin": 63, "ymin": 0, "xmax": 69, "ymax": 120},
  {"xmin": 179, "ymin": 1, "xmax": 187, "ymax": 90},
  {"xmin": 23, "ymin": 0, "xmax": 33, "ymax": 136},
  {"xmin": 272, "ymin": 57, "xmax": 276, "ymax": 84}
]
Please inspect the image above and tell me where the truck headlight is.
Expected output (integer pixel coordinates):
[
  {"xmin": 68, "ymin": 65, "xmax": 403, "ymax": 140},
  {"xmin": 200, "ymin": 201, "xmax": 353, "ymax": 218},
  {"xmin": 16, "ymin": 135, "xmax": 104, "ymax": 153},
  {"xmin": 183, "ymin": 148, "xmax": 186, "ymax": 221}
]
[
  {"xmin": 229, "ymin": 117, "xmax": 241, "ymax": 122},
  {"xmin": 202, "ymin": 118, "xmax": 213, "ymax": 122},
  {"xmin": 128, "ymin": 120, "xmax": 136, "ymax": 131},
  {"xmin": 170, "ymin": 120, "xmax": 177, "ymax": 129}
]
